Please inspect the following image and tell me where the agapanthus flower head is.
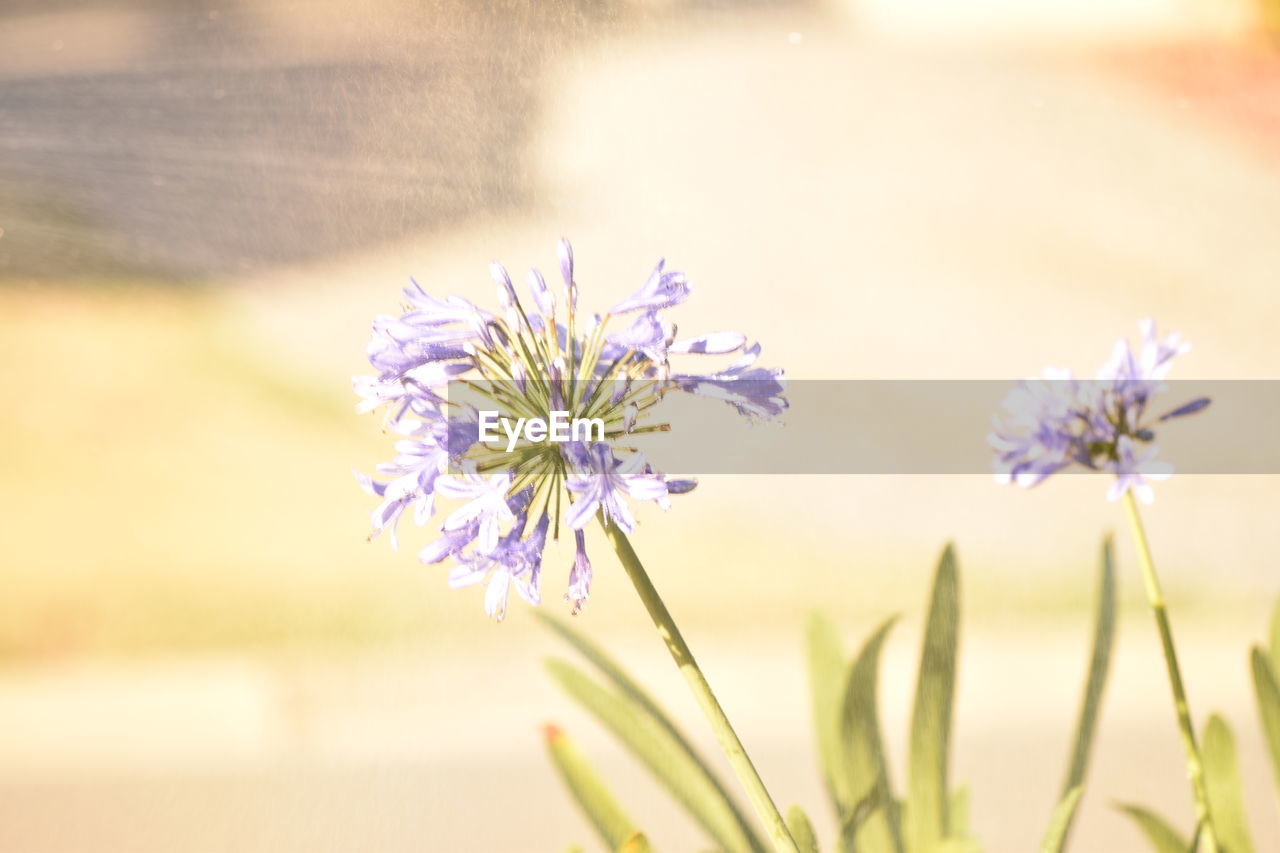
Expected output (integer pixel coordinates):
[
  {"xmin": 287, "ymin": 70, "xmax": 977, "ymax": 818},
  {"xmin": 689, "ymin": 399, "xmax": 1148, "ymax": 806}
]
[
  {"xmin": 355, "ymin": 240, "xmax": 786, "ymax": 619},
  {"xmin": 990, "ymin": 319, "xmax": 1208, "ymax": 504}
]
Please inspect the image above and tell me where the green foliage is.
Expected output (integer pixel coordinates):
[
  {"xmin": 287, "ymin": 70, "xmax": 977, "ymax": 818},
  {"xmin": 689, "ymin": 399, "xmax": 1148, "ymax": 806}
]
[
  {"xmin": 808, "ymin": 613, "xmax": 853, "ymax": 816},
  {"xmin": 545, "ymin": 657, "xmax": 764, "ymax": 852},
  {"xmin": 540, "ymin": 540, "xmax": 1119, "ymax": 853},
  {"xmin": 1251, "ymin": 646, "xmax": 1280, "ymax": 811},
  {"xmin": 1029, "ymin": 540, "xmax": 1118, "ymax": 853},
  {"xmin": 1056, "ymin": 537, "xmax": 1117, "ymax": 847},
  {"xmin": 1269, "ymin": 598, "xmax": 1280, "ymax": 669},
  {"xmin": 1202, "ymin": 715, "xmax": 1255, "ymax": 853},
  {"xmin": 539, "ymin": 613, "xmax": 766, "ymax": 851},
  {"xmin": 839, "ymin": 616, "xmax": 904, "ymax": 853},
  {"xmin": 1115, "ymin": 804, "xmax": 1190, "ymax": 853},
  {"xmin": 787, "ymin": 804, "xmax": 822, "ymax": 853},
  {"xmin": 1124, "ymin": 592, "xmax": 1280, "ymax": 853},
  {"xmin": 538, "ymin": 612, "xmax": 708, "ymax": 763},
  {"xmin": 544, "ymin": 724, "xmax": 638, "ymax": 850},
  {"xmin": 949, "ymin": 787, "xmax": 971, "ymax": 840},
  {"xmin": 907, "ymin": 545, "xmax": 960, "ymax": 852},
  {"xmin": 1253, "ymin": 598, "xmax": 1280, "ymax": 818},
  {"xmin": 1040, "ymin": 787, "xmax": 1083, "ymax": 853}
]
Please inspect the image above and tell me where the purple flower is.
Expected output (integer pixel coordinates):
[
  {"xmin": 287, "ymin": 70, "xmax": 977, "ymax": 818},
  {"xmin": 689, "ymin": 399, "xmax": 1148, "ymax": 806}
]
[
  {"xmin": 527, "ymin": 269, "xmax": 554, "ymax": 317},
  {"xmin": 558, "ymin": 238, "xmax": 577, "ymax": 310},
  {"xmin": 1106, "ymin": 435, "xmax": 1172, "ymax": 505},
  {"xmin": 670, "ymin": 331, "xmax": 747, "ymax": 355},
  {"xmin": 448, "ymin": 512, "xmax": 549, "ymax": 620},
  {"xmin": 419, "ymin": 521, "xmax": 480, "ymax": 565},
  {"xmin": 610, "ymin": 258, "xmax": 692, "ymax": 314},
  {"xmin": 672, "ymin": 344, "xmax": 788, "ymax": 421},
  {"xmin": 1098, "ymin": 318, "xmax": 1190, "ymax": 384},
  {"xmin": 355, "ymin": 240, "xmax": 785, "ymax": 618},
  {"xmin": 607, "ymin": 312, "xmax": 673, "ymax": 363},
  {"xmin": 565, "ymin": 529, "xmax": 593, "ymax": 615},
  {"xmin": 565, "ymin": 444, "xmax": 670, "ymax": 533},
  {"xmin": 991, "ymin": 319, "xmax": 1208, "ymax": 504},
  {"xmin": 435, "ymin": 466, "xmax": 515, "ymax": 554}
]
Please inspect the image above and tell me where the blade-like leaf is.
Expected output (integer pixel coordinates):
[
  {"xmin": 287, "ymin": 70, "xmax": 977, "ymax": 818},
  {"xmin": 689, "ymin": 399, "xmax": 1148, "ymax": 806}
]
[
  {"xmin": 786, "ymin": 804, "xmax": 821, "ymax": 853},
  {"xmin": 839, "ymin": 616, "xmax": 904, "ymax": 853},
  {"xmin": 1057, "ymin": 536, "xmax": 1118, "ymax": 846},
  {"xmin": 908, "ymin": 544, "xmax": 960, "ymax": 851},
  {"xmin": 840, "ymin": 785, "xmax": 883, "ymax": 846},
  {"xmin": 539, "ymin": 613, "xmax": 691, "ymax": 744},
  {"xmin": 950, "ymin": 786, "xmax": 971, "ymax": 841},
  {"xmin": 546, "ymin": 658, "xmax": 758, "ymax": 853},
  {"xmin": 1250, "ymin": 646, "xmax": 1280, "ymax": 808},
  {"xmin": 539, "ymin": 614, "xmax": 764, "ymax": 852},
  {"xmin": 1115, "ymin": 803, "xmax": 1190, "ymax": 853},
  {"xmin": 1039, "ymin": 786, "xmax": 1083, "ymax": 853},
  {"xmin": 1202, "ymin": 714, "xmax": 1255, "ymax": 853},
  {"xmin": 1269, "ymin": 597, "xmax": 1280, "ymax": 671},
  {"xmin": 544, "ymin": 724, "xmax": 637, "ymax": 851},
  {"xmin": 808, "ymin": 612, "xmax": 852, "ymax": 818}
]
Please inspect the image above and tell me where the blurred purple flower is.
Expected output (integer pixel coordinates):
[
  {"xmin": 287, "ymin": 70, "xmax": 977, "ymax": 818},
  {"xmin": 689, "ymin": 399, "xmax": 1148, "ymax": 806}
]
[{"xmin": 991, "ymin": 319, "xmax": 1208, "ymax": 504}]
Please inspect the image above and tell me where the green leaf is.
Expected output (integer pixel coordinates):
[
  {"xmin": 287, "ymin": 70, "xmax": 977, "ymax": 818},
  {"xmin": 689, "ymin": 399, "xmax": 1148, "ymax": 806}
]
[
  {"xmin": 545, "ymin": 658, "xmax": 758, "ymax": 853},
  {"xmin": 1250, "ymin": 646, "xmax": 1280, "ymax": 806},
  {"xmin": 936, "ymin": 841, "xmax": 983, "ymax": 853},
  {"xmin": 949, "ymin": 786, "xmax": 971, "ymax": 840},
  {"xmin": 786, "ymin": 804, "xmax": 821, "ymax": 853},
  {"xmin": 839, "ymin": 785, "xmax": 883, "ymax": 848},
  {"xmin": 1269, "ymin": 597, "xmax": 1280, "ymax": 671},
  {"xmin": 544, "ymin": 724, "xmax": 637, "ymax": 851},
  {"xmin": 538, "ymin": 614, "xmax": 692, "ymax": 745},
  {"xmin": 539, "ymin": 615, "xmax": 765, "ymax": 852},
  {"xmin": 839, "ymin": 616, "xmax": 904, "ymax": 853},
  {"xmin": 1056, "ymin": 536, "xmax": 1118, "ymax": 847},
  {"xmin": 907, "ymin": 544, "xmax": 960, "ymax": 851},
  {"xmin": 807, "ymin": 612, "xmax": 852, "ymax": 816},
  {"xmin": 1202, "ymin": 714, "xmax": 1255, "ymax": 853},
  {"xmin": 1114, "ymin": 803, "xmax": 1190, "ymax": 853},
  {"xmin": 1039, "ymin": 786, "xmax": 1083, "ymax": 853}
]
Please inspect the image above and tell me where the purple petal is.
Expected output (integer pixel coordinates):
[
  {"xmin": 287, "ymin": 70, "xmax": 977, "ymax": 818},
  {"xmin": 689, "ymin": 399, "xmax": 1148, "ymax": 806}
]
[{"xmin": 1159, "ymin": 397, "xmax": 1210, "ymax": 421}]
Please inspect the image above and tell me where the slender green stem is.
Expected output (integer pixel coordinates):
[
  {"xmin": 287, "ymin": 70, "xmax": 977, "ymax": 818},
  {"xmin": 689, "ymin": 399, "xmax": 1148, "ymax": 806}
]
[
  {"xmin": 1122, "ymin": 492, "xmax": 1219, "ymax": 853},
  {"xmin": 603, "ymin": 523, "xmax": 800, "ymax": 853}
]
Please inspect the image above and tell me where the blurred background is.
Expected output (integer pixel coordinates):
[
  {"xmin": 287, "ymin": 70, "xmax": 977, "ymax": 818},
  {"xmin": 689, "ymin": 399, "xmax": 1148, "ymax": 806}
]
[{"xmin": 3, "ymin": 0, "xmax": 1280, "ymax": 850}]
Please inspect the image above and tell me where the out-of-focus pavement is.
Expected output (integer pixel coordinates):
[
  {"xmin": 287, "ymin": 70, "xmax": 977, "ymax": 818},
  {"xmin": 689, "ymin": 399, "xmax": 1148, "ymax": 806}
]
[
  {"xmin": 0, "ymin": 627, "xmax": 1277, "ymax": 851},
  {"xmin": 4, "ymin": 0, "xmax": 1280, "ymax": 850}
]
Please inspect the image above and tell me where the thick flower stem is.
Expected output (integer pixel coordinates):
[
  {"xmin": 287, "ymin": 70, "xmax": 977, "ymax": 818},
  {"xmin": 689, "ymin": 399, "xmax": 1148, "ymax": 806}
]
[
  {"xmin": 604, "ymin": 524, "xmax": 799, "ymax": 853},
  {"xmin": 1122, "ymin": 492, "xmax": 1219, "ymax": 853}
]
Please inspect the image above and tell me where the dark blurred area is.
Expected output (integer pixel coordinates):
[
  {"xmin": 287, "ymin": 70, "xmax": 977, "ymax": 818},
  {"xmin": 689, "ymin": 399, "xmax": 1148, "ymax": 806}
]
[{"xmin": 0, "ymin": 0, "xmax": 636, "ymax": 280}]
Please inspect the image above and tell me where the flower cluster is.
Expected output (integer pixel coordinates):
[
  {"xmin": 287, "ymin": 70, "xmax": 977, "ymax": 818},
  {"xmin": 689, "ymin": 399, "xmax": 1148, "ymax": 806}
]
[
  {"xmin": 355, "ymin": 240, "xmax": 786, "ymax": 619},
  {"xmin": 990, "ymin": 319, "xmax": 1209, "ymax": 503}
]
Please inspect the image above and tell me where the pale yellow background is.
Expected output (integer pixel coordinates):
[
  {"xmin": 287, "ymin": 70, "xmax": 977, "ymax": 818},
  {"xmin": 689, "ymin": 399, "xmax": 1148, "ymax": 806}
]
[{"xmin": 2, "ymin": 0, "xmax": 1280, "ymax": 850}]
